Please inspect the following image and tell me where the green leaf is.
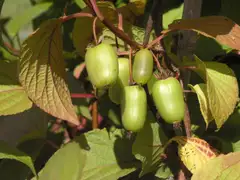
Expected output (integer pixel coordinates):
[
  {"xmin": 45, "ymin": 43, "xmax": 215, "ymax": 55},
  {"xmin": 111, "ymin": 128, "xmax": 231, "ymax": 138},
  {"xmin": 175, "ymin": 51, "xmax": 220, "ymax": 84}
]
[
  {"xmin": 0, "ymin": 60, "xmax": 32, "ymax": 115},
  {"xmin": 183, "ymin": 56, "xmax": 238, "ymax": 128},
  {"xmin": 19, "ymin": 19, "xmax": 79, "ymax": 125},
  {"xmin": 0, "ymin": 140, "xmax": 37, "ymax": 177},
  {"xmin": 72, "ymin": 1, "xmax": 118, "ymax": 56},
  {"xmin": 38, "ymin": 141, "xmax": 86, "ymax": 180},
  {"xmin": 188, "ymin": 83, "xmax": 213, "ymax": 127},
  {"xmin": 38, "ymin": 129, "xmax": 139, "ymax": 180},
  {"xmin": 75, "ymin": 0, "xmax": 86, "ymax": 9},
  {"xmin": 0, "ymin": 0, "xmax": 4, "ymax": 45},
  {"xmin": 205, "ymin": 61, "xmax": 239, "ymax": 128},
  {"xmin": 192, "ymin": 152, "xmax": 240, "ymax": 180},
  {"xmin": 6, "ymin": 2, "xmax": 52, "ymax": 37},
  {"xmin": 163, "ymin": 3, "xmax": 183, "ymax": 29},
  {"xmin": 132, "ymin": 111, "xmax": 168, "ymax": 177}
]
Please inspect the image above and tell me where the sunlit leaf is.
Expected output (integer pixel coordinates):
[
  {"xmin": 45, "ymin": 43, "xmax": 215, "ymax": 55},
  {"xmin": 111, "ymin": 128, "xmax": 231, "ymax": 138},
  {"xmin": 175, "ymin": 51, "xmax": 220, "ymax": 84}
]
[
  {"xmin": 192, "ymin": 152, "xmax": 240, "ymax": 180},
  {"xmin": 189, "ymin": 83, "xmax": 213, "ymax": 127},
  {"xmin": 0, "ymin": 60, "xmax": 32, "ymax": 115},
  {"xmin": 0, "ymin": 0, "xmax": 4, "ymax": 46},
  {"xmin": 164, "ymin": 16, "xmax": 240, "ymax": 51},
  {"xmin": 163, "ymin": 3, "xmax": 183, "ymax": 29},
  {"xmin": 133, "ymin": 111, "xmax": 169, "ymax": 177},
  {"xmin": 19, "ymin": 19, "xmax": 79, "ymax": 125},
  {"xmin": 167, "ymin": 136, "xmax": 218, "ymax": 173},
  {"xmin": 72, "ymin": 1, "xmax": 118, "ymax": 56},
  {"xmin": 0, "ymin": 140, "xmax": 37, "ymax": 177},
  {"xmin": 38, "ymin": 141, "xmax": 86, "ymax": 180},
  {"xmin": 6, "ymin": 2, "xmax": 52, "ymax": 37},
  {"xmin": 205, "ymin": 61, "xmax": 238, "ymax": 128},
  {"xmin": 182, "ymin": 56, "xmax": 238, "ymax": 128},
  {"xmin": 38, "ymin": 128, "xmax": 139, "ymax": 180}
]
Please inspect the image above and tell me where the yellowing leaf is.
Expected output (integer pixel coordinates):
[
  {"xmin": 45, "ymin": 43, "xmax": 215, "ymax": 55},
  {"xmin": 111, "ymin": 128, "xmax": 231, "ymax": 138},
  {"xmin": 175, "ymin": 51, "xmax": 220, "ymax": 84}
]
[
  {"xmin": 19, "ymin": 19, "xmax": 79, "ymax": 125},
  {"xmin": 189, "ymin": 83, "xmax": 213, "ymax": 127},
  {"xmin": 0, "ymin": 60, "xmax": 32, "ymax": 115},
  {"xmin": 164, "ymin": 16, "xmax": 240, "ymax": 51},
  {"xmin": 205, "ymin": 62, "xmax": 238, "ymax": 128},
  {"xmin": 192, "ymin": 152, "xmax": 240, "ymax": 180},
  {"xmin": 182, "ymin": 56, "xmax": 238, "ymax": 128},
  {"xmin": 127, "ymin": 0, "xmax": 147, "ymax": 16},
  {"xmin": 72, "ymin": 2, "xmax": 118, "ymax": 56},
  {"xmin": 168, "ymin": 136, "xmax": 218, "ymax": 174}
]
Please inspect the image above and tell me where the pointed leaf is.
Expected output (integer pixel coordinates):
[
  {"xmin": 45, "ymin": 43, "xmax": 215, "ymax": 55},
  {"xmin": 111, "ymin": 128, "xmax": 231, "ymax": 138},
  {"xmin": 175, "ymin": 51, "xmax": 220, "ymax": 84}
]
[
  {"xmin": 163, "ymin": 3, "xmax": 183, "ymax": 29},
  {"xmin": 132, "ymin": 111, "xmax": 168, "ymax": 177},
  {"xmin": 169, "ymin": 136, "xmax": 218, "ymax": 173},
  {"xmin": 164, "ymin": 16, "xmax": 240, "ymax": 50},
  {"xmin": 182, "ymin": 56, "xmax": 238, "ymax": 128},
  {"xmin": 205, "ymin": 62, "xmax": 239, "ymax": 128},
  {"xmin": 19, "ymin": 19, "xmax": 79, "ymax": 125},
  {"xmin": 0, "ymin": 60, "xmax": 32, "ymax": 115},
  {"xmin": 0, "ymin": 140, "xmax": 36, "ymax": 177},
  {"xmin": 192, "ymin": 152, "xmax": 240, "ymax": 180},
  {"xmin": 189, "ymin": 83, "xmax": 213, "ymax": 127},
  {"xmin": 6, "ymin": 2, "xmax": 52, "ymax": 37}
]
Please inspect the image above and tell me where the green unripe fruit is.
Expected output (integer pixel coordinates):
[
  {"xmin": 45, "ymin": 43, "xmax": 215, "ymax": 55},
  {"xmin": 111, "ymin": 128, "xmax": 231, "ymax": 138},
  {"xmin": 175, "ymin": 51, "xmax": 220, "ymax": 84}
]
[
  {"xmin": 152, "ymin": 77, "xmax": 185, "ymax": 124},
  {"xmin": 133, "ymin": 49, "xmax": 153, "ymax": 85},
  {"xmin": 108, "ymin": 58, "xmax": 130, "ymax": 104},
  {"xmin": 121, "ymin": 85, "xmax": 147, "ymax": 132},
  {"xmin": 85, "ymin": 43, "xmax": 118, "ymax": 89}
]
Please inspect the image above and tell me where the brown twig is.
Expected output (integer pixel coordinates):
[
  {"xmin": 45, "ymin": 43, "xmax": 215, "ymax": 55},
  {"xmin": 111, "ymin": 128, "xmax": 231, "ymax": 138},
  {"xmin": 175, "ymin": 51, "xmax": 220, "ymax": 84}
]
[
  {"xmin": 92, "ymin": 97, "xmax": 98, "ymax": 129},
  {"xmin": 117, "ymin": 50, "xmax": 130, "ymax": 56},
  {"xmin": 151, "ymin": 51, "xmax": 161, "ymax": 72},
  {"xmin": 3, "ymin": 41, "xmax": 20, "ymax": 56},
  {"xmin": 71, "ymin": 93, "xmax": 95, "ymax": 98},
  {"xmin": 93, "ymin": 17, "xmax": 98, "ymax": 45},
  {"xmin": 118, "ymin": 12, "xmax": 123, "ymax": 31},
  {"xmin": 87, "ymin": 0, "xmax": 142, "ymax": 49}
]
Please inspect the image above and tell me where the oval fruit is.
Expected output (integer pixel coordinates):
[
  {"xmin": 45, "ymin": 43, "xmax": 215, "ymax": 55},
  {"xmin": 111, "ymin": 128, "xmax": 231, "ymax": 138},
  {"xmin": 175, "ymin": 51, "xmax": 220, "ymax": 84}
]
[
  {"xmin": 85, "ymin": 43, "xmax": 118, "ymax": 89},
  {"xmin": 133, "ymin": 49, "xmax": 153, "ymax": 85},
  {"xmin": 108, "ymin": 58, "xmax": 130, "ymax": 104},
  {"xmin": 121, "ymin": 85, "xmax": 147, "ymax": 132},
  {"xmin": 152, "ymin": 77, "xmax": 185, "ymax": 124}
]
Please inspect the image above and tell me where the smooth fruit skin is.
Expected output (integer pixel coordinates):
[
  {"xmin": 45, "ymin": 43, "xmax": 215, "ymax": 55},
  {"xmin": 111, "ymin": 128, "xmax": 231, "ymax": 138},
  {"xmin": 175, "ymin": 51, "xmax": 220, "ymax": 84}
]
[
  {"xmin": 121, "ymin": 85, "xmax": 147, "ymax": 132},
  {"xmin": 85, "ymin": 43, "xmax": 118, "ymax": 89},
  {"xmin": 152, "ymin": 77, "xmax": 185, "ymax": 124},
  {"xmin": 133, "ymin": 49, "xmax": 153, "ymax": 85},
  {"xmin": 108, "ymin": 58, "xmax": 130, "ymax": 104}
]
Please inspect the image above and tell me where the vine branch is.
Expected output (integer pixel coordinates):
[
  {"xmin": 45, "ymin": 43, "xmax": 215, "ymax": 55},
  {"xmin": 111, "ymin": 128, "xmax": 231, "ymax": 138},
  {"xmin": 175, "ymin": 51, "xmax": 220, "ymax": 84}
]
[{"xmin": 86, "ymin": 0, "xmax": 142, "ymax": 49}]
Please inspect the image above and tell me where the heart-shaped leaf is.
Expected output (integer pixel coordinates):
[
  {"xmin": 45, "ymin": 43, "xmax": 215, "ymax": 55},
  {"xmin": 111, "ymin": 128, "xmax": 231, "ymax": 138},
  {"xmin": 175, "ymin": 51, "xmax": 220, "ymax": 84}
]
[{"xmin": 19, "ymin": 19, "xmax": 79, "ymax": 125}]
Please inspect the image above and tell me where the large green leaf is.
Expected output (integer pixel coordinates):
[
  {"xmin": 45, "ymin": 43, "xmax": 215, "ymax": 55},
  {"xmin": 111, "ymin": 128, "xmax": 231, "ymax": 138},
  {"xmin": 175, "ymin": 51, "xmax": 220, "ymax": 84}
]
[
  {"xmin": 192, "ymin": 152, "xmax": 240, "ymax": 180},
  {"xmin": 0, "ymin": 140, "xmax": 37, "ymax": 177},
  {"xmin": 189, "ymin": 83, "xmax": 213, "ymax": 127},
  {"xmin": 19, "ymin": 19, "xmax": 79, "ymax": 125},
  {"xmin": 183, "ymin": 56, "xmax": 238, "ymax": 128},
  {"xmin": 39, "ymin": 141, "xmax": 86, "ymax": 180},
  {"xmin": 38, "ymin": 129, "xmax": 139, "ymax": 180},
  {"xmin": 132, "ymin": 111, "xmax": 169, "ymax": 177},
  {"xmin": 75, "ymin": 0, "xmax": 86, "ymax": 9},
  {"xmin": 6, "ymin": 2, "xmax": 52, "ymax": 37},
  {"xmin": 0, "ymin": 60, "xmax": 32, "ymax": 115}
]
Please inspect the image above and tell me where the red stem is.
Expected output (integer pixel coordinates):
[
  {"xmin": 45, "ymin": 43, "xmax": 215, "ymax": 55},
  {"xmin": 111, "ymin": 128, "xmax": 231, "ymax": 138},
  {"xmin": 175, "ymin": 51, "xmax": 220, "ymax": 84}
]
[
  {"xmin": 147, "ymin": 34, "xmax": 165, "ymax": 49},
  {"xmin": 87, "ymin": 0, "xmax": 142, "ymax": 49},
  {"xmin": 71, "ymin": 93, "xmax": 95, "ymax": 98},
  {"xmin": 92, "ymin": 98, "xmax": 98, "ymax": 129},
  {"xmin": 60, "ymin": 12, "xmax": 93, "ymax": 22}
]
